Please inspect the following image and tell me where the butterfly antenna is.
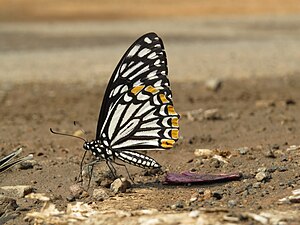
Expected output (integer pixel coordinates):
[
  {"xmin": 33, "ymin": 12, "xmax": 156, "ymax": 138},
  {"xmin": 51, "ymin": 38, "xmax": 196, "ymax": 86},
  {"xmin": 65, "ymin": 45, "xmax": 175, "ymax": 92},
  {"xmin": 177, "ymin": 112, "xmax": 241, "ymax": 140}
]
[{"xmin": 50, "ymin": 128, "xmax": 87, "ymax": 142}]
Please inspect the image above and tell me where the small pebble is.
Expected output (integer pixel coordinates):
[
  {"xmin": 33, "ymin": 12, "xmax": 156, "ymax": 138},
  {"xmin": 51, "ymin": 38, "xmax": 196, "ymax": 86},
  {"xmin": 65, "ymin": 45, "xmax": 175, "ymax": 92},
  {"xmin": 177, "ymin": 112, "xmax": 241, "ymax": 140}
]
[
  {"xmin": 171, "ymin": 201, "xmax": 184, "ymax": 209},
  {"xmin": 264, "ymin": 149, "xmax": 276, "ymax": 158},
  {"xmin": 203, "ymin": 109, "xmax": 221, "ymax": 120},
  {"xmin": 189, "ymin": 210, "xmax": 200, "ymax": 218},
  {"xmin": 0, "ymin": 185, "xmax": 34, "ymax": 198},
  {"xmin": 205, "ymin": 79, "xmax": 222, "ymax": 91},
  {"xmin": 267, "ymin": 166, "xmax": 277, "ymax": 173},
  {"xmin": 198, "ymin": 188, "xmax": 205, "ymax": 195},
  {"xmin": 189, "ymin": 193, "xmax": 198, "ymax": 203},
  {"xmin": 255, "ymin": 172, "xmax": 270, "ymax": 182},
  {"xmin": 194, "ymin": 149, "xmax": 213, "ymax": 158},
  {"xmin": 235, "ymin": 147, "xmax": 249, "ymax": 155},
  {"xmin": 93, "ymin": 188, "xmax": 110, "ymax": 201},
  {"xmin": 138, "ymin": 218, "xmax": 161, "ymax": 225},
  {"xmin": 253, "ymin": 182, "xmax": 261, "ymax": 188},
  {"xmin": 278, "ymin": 166, "xmax": 288, "ymax": 172},
  {"xmin": 280, "ymin": 155, "xmax": 288, "ymax": 162},
  {"xmin": 69, "ymin": 184, "xmax": 85, "ymax": 199},
  {"xmin": 66, "ymin": 196, "xmax": 75, "ymax": 202},
  {"xmin": 227, "ymin": 200, "xmax": 237, "ymax": 208},
  {"xmin": 211, "ymin": 158, "xmax": 220, "ymax": 168},
  {"xmin": 110, "ymin": 178, "xmax": 131, "ymax": 194},
  {"xmin": 257, "ymin": 167, "xmax": 267, "ymax": 172},
  {"xmin": 17, "ymin": 160, "xmax": 37, "ymax": 170},
  {"xmin": 203, "ymin": 190, "xmax": 212, "ymax": 199}
]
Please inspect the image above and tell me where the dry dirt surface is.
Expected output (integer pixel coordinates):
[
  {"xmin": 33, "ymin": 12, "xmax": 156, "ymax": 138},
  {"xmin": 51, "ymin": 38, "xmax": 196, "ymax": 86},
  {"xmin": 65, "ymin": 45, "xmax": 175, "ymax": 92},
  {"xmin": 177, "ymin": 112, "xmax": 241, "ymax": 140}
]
[{"xmin": 0, "ymin": 75, "xmax": 300, "ymax": 224}]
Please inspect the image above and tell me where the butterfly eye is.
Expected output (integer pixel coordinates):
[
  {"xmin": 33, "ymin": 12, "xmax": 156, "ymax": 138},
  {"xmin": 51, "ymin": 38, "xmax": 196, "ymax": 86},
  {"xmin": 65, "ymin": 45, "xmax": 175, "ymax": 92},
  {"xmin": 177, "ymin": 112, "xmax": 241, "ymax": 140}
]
[{"xmin": 83, "ymin": 143, "xmax": 88, "ymax": 150}]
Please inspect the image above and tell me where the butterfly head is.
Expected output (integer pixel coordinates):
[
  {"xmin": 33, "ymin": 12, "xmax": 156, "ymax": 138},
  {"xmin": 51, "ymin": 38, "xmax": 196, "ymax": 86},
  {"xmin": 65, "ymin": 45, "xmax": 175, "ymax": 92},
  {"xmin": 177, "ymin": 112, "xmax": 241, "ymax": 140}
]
[
  {"xmin": 83, "ymin": 140, "xmax": 106, "ymax": 156},
  {"xmin": 83, "ymin": 140, "xmax": 98, "ymax": 151},
  {"xmin": 83, "ymin": 142, "xmax": 90, "ymax": 150}
]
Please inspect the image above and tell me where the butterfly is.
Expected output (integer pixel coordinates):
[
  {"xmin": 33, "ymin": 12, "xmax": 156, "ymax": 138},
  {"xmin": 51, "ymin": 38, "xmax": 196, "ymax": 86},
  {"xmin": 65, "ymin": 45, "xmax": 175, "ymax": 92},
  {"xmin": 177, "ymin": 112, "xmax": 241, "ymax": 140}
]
[{"xmin": 52, "ymin": 32, "xmax": 179, "ymax": 178}]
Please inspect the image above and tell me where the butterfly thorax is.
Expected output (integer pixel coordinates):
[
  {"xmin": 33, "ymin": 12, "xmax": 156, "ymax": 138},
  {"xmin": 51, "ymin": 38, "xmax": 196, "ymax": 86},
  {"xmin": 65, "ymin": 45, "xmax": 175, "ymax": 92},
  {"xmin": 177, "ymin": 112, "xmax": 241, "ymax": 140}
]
[{"xmin": 83, "ymin": 140, "xmax": 113, "ymax": 160}]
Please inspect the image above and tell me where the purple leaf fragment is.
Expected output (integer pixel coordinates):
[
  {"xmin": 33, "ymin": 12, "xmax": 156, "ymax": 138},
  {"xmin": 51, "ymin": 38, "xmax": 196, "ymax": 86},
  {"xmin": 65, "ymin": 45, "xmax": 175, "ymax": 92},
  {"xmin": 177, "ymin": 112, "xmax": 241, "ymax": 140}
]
[{"xmin": 164, "ymin": 171, "xmax": 241, "ymax": 184}]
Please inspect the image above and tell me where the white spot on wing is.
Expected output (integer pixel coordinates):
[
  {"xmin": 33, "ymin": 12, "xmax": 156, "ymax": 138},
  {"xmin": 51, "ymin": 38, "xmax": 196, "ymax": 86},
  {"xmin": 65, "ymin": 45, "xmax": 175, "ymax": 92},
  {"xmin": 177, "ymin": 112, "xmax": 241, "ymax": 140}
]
[
  {"xmin": 119, "ymin": 102, "xmax": 140, "ymax": 127},
  {"xmin": 122, "ymin": 62, "xmax": 143, "ymax": 77},
  {"xmin": 121, "ymin": 85, "xmax": 128, "ymax": 93},
  {"xmin": 154, "ymin": 59, "xmax": 161, "ymax": 66},
  {"xmin": 124, "ymin": 93, "xmax": 133, "ymax": 102},
  {"xmin": 112, "ymin": 139, "xmax": 160, "ymax": 149},
  {"xmin": 135, "ymin": 129, "xmax": 160, "ymax": 137},
  {"xmin": 112, "ymin": 84, "xmax": 122, "ymax": 97},
  {"xmin": 146, "ymin": 70, "xmax": 157, "ymax": 80},
  {"xmin": 137, "ymin": 92, "xmax": 150, "ymax": 101},
  {"xmin": 128, "ymin": 65, "xmax": 150, "ymax": 80},
  {"xmin": 144, "ymin": 37, "xmax": 152, "ymax": 44},
  {"xmin": 138, "ymin": 48, "xmax": 151, "ymax": 57},
  {"xmin": 140, "ymin": 119, "xmax": 160, "ymax": 129},
  {"xmin": 147, "ymin": 52, "xmax": 158, "ymax": 59},
  {"xmin": 128, "ymin": 45, "xmax": 140, "ymax": 57},
  {"xmin": 120, "ymin": 63, "xmax": 127, "ymax": 73},
  {"xmin": 143, "ymin": 109, "xmax": 156, "ymax": 121},
  {"xmin": 153, "ymin": 80, "xmax": 162, "ymax": 87},
  {"xmin": 112, "ymin": 119, "xmax": 139, "ymax": 145},
  {"xmin": 153, "ymin": 95, "xmax": 160, "ymax": 105},
  {"xmin": 136, "ymin": 101, "xmax": 154, "ymax": 117},
  {"xmin": 108, "ymin": 104, "xmax": 127, "ymax": 139}
]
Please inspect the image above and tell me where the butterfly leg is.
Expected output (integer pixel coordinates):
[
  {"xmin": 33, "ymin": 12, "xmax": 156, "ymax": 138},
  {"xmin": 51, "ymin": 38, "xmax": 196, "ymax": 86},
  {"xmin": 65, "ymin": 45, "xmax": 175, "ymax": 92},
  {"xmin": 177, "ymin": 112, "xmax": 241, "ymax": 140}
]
[
  {"xmin": 78, "ymin": 150, "xmax": 88, "ymax": 183},
  {"xmin": 81, "ymin": 159, "xmax": 100, "ymax": 189},
  {"xmin": 87, "ymin": 163, "xmax": 94, "ymax": 190},
  {"xmin": 106, "ymin": 160, "xmax": 118, "ymax": 178},
  {"xmin": 111, "ymin": 161, "xmax": 135, "ymax": 184}
]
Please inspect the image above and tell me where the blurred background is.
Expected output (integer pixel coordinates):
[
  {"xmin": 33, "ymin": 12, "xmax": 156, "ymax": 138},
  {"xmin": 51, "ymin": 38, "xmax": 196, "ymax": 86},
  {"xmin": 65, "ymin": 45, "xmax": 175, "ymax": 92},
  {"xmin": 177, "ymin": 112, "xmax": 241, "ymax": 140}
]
[{"xmin": 0, "ymin": 0, "xmax": 300, "ymax": 84}]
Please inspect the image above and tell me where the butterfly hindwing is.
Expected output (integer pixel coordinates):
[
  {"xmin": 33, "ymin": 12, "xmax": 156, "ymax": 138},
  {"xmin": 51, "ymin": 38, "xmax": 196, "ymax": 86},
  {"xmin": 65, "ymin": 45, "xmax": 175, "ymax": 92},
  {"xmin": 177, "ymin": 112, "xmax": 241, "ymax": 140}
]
[
  {"xmin": 96, "ymin": 33, "xmax": 179, "ymax": 151},
  {"xmin": 110, "ymin": 84, "xmax": 179, "ymax": 150}
]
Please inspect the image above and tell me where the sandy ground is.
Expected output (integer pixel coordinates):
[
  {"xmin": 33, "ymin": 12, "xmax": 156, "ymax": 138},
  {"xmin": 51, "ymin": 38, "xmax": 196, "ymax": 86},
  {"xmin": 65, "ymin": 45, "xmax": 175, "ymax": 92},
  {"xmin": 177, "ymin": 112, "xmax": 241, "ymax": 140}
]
[{"xmin": 1, "ymin": 76, "xmax": 300, "ymax": 224}]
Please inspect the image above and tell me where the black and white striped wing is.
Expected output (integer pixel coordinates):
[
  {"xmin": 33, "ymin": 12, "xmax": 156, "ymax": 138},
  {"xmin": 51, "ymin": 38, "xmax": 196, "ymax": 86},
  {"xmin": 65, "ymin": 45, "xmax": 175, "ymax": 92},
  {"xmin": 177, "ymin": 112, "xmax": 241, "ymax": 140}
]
[{"xmin": 97, "ymin": 32, "xmax": 179, "ymax": 151}]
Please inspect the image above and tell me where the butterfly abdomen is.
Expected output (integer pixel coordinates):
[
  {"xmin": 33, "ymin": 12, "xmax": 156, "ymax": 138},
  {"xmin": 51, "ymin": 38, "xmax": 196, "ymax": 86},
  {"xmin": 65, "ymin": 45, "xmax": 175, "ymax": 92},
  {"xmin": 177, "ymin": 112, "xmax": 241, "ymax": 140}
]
[{"xmin": 114, "ymin": 150, "xmax": 161, "ymax": 168}]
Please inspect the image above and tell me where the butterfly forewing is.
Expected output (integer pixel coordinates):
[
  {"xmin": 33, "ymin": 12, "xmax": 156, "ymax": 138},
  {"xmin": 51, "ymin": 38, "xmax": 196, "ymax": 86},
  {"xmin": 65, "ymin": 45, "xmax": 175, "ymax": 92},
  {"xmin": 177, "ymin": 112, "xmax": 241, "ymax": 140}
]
[{"xmin": 96, "ymin": 33, "xmax": 179, "ymax": 151}]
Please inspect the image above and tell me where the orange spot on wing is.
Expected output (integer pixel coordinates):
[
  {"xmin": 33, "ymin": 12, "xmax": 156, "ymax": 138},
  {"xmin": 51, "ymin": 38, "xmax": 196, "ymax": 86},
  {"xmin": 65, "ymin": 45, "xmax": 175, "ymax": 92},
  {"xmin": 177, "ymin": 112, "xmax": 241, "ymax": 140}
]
[
  {"xmin": 159, "ymin": 94, "xmax": 169, "ymax": 103},
  {"xmin": 131, "ymin": 85, "xmax": 144, "ymax": 95},
  {"xmin": 171, "ymin": 129, "xmax": 179, "ymax": 139},
  {"xmin": 161, "ymin": 139, "xmax": 175, "ymax": 148},
  {"xmin": 167, "ymin": 105, "xmax": 177, "ymax": 115},
  {"xmin": 171, "ymin": 117, "xmax": 179, "ymax": 127},
  {"xmin": 145, "ymin": 85, "xmax": 159, "ymax": 94}
]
